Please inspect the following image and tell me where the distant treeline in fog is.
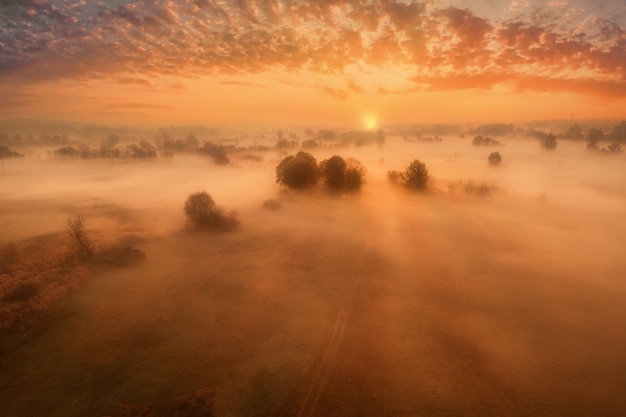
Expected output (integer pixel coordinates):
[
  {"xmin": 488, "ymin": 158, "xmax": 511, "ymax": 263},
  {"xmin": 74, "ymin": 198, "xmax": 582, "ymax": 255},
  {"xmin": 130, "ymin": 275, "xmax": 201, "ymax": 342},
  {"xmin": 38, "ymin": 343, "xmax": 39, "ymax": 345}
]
[{"xmin": 1, "ymin": 121, "xmax": 625, "ymax": 163}]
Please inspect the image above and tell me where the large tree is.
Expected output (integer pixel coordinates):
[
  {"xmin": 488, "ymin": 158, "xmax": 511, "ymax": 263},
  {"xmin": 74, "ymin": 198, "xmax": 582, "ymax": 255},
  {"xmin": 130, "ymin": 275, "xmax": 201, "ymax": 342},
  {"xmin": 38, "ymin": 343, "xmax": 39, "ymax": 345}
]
[{"xmin": 275, "ymin": 151, "xmax": 318, "ymax": 189}]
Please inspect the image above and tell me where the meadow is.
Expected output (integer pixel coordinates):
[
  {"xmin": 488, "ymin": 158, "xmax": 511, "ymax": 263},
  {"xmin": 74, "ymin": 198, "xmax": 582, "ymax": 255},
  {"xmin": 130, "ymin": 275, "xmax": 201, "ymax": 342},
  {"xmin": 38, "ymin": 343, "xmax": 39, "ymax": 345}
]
[{"xmin": 1, "ymin": 129, "xmax": 625, "ymax": 417}]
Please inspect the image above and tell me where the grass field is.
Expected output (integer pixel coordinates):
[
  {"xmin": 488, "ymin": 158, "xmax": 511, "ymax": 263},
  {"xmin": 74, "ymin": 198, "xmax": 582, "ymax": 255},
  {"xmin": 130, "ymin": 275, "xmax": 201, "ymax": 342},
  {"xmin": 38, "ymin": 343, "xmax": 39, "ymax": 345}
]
[{"xmin": 1, "ymin": 135, "xmax": 625, "ymax": 416}]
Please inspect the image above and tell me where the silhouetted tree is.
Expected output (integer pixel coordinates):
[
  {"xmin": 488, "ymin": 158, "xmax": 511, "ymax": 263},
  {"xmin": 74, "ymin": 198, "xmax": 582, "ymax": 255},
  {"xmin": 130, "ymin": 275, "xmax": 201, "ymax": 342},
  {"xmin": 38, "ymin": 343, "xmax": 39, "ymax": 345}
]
[
  {"xmin": 318, "ymin": 156, "xmax": 366, "ymax": 192},
  {"xmin": 301, "ymin": 139, "xmax": 320, "ymax": 149},
  {"xmin": 563, "ymin": 124, "xmax": 584, "ymax": 140},
  {"xmin": 67, "ymin": 216, "xmax": 93, "ymax": 258},
  {"xmin": 609, "ymin": 121, "xmax": 626, "ymax": 142},
  {"xmin": 198, "ymin": 141, "xmax": 229, "ymax": 164},
  {"xmin": 0, "ymin": 145, "xmax": 23, "ymax": 158},
  {"xmin": 388, "ymin": 159, "xmax": 429, "ymax": 191},
  {"xmin": 542, "ymin": 133, "xmax": 557, "ymax": 150},
  {"xmin": 275, "ymin": 151, "xmax": 318, "ymax": 189},
  {"xmin": 586, "ymin": 128, "xmax": 604, "ymax": 150},
  {"xmin": 488, "ymin": 151, "xmax": 502, "ymax": 166},
  {"xmin": 472, "ymin": 123, "xmax": 515, "ymax": 137},
  {"xmin": 319, "ymin": 155, "xmax": 347, "ymax": 191},
  {"xmin": 344, "ymin": 159, "xmax": 366, "ymax": 191},
  {"xmin": 100, "ymin": 135, "xmax": 119, "ymax": 153},
  {"xmin": 54, "ymin": 146, "xmax": 80, "ymax": 157}
]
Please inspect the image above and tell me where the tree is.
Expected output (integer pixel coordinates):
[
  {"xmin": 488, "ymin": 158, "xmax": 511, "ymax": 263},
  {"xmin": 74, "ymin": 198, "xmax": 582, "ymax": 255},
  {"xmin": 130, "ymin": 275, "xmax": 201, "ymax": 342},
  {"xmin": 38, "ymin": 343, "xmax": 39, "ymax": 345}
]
[
  {"xmin": 184, "ymin": 191, "xmax": 238, "ymax": 230},
  {"xmin": 67, "ymin": 216, "xmax": 93, "ymax": 258},
  {"xmin": 275, "ymin": 151, "xmax": 318, "ymax": 189},
  {"xmin": 388, "ymin": 159, "xmax": 430, "ymax": 191},
  {"xmin": 344, "ymin": 159, "xmax": 366, "ymax": 191},
  {"xmin": 318, "ymin": 156, "xmax": 366, "ymax": 192},
  {"xmin": 198, "ymin": 141, "xmax": 229, "ymax": 164},
  {"xmin": 542, "ymin": 133, "xmax": 557, "ymax": 150},
  {"xmin": 488, "ymin": 151, "xmax": 502, "ymax": 166},
  {"xmin": 586, "ymin": 128, "xmax": 604, "ymax": 150},
  {"xmin": 319, "ymin": 155, "xmax": 346, "ymax": 190}
]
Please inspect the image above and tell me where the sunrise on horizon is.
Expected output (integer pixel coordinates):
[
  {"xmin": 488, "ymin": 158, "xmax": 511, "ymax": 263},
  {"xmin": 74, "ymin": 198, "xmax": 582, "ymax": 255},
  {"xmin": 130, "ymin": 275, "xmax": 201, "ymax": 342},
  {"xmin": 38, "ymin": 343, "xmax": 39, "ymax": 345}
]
[
  {"xmin": 1, "ymin": 0, "xmax": 625, "ymax": 127},
  {"xmin": 1, "ymin": 2, "xmax": 626, "ymax": 417}
]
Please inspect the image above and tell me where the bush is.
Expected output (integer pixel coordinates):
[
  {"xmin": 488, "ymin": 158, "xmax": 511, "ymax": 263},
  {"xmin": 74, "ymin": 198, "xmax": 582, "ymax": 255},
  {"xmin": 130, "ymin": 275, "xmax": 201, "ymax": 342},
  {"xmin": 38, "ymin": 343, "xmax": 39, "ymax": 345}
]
[
  {"xmin": 488, "ymin": 152, "xmax": 502, "ymax": 166},
  {"xmin": 184, "ymin": 191, "xmax": 238, "ymax": 230},
  {"xmin": 275, "ymin": 151, "xmax": 318, "ymax": 189},
  {"xmin": 388, "ymin": 159, "xmax": 429, "ymax": 191},
  {"xmin": 262, "ymin": 199, "xmax": 282, "ymax": 210}
]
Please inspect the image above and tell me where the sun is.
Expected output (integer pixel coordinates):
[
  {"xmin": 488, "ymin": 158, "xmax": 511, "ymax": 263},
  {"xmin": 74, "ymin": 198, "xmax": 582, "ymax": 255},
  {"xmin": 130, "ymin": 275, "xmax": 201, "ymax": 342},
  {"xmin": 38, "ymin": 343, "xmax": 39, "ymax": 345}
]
[{"xmin": 364, "ymin": 115, "xmax": 378, "ymax": 130}]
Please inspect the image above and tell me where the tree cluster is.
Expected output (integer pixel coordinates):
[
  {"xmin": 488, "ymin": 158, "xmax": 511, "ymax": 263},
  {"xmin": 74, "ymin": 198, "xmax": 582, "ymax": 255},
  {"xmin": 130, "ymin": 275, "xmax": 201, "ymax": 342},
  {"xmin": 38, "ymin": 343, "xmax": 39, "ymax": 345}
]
[
  {"xmin": 0, "ymin": 145, "xmax": 23, "ymax": 158},
  {"xmin": 318, "ymin": 155, "xmax": 367, "ymax": 192},
  {"xmin": 54, "ymin": 141, "xmax": 158, "ymax": 159},
  {"xmin": 275, "ymin": 152, "xmax": 366, "ymax": 192},
  {"xmin": 472, "ymin": 136, "xmax": 501, "ymax": 146}
]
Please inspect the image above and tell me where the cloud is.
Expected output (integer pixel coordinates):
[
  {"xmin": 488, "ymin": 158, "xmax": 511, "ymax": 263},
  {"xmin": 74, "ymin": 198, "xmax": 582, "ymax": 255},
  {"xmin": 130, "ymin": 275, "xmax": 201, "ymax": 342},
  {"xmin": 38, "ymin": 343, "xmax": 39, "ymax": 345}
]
[
  {"xmin": 0, "ymin": 0, "xmax": 624, "ymax": 98},
  {"xmin": 218, "ymin": 80, "xmax": 268, "ymax": 87},
  {"xmin": 0, "ymin": 91, "xmax": 37, "ymax": 108},
  {"xmin": 116, "ymin": 77, "xmax": 153, "ymax": 87},
  {"xmin": 317, "ymin": 85, "xmax": 349, "ymax": 100},
  {"xmin": 104, "ymin": 102, "xmax": 172, "ymax": 110}
]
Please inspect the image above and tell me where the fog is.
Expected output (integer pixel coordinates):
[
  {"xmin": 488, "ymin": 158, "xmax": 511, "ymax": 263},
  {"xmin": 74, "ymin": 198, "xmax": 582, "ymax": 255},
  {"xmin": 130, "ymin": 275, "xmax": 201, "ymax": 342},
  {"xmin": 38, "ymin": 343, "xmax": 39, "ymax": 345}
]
[{"xmin": 1, "ymin": 130, "xmax": 626, "ymax": 416}]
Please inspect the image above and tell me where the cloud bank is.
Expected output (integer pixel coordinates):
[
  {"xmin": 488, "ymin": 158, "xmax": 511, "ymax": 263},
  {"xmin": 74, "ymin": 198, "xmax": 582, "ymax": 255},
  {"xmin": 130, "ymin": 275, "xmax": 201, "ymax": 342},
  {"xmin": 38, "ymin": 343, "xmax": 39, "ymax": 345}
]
[{"xmin": 0, "ymin": 0, "xmax": 624, "ymax": 98}]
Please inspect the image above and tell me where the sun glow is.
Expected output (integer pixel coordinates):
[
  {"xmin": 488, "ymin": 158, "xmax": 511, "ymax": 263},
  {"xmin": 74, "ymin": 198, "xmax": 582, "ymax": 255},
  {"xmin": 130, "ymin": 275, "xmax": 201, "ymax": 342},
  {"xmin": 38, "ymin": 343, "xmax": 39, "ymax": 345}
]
[{"xmin": 364, "ymin": 115, "xmax": 378, "ymax": 130}]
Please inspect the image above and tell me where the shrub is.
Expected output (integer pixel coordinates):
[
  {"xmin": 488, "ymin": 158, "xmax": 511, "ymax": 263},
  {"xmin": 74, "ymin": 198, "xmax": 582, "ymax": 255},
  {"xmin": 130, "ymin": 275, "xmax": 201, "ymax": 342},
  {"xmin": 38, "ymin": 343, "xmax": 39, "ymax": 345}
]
[
  {"xmin": 262, "ymin": 199, "xmax": 282, "ymax": 210},
  {"xmin": 448, "ymin": 180, "xmax": 496, "ymax": 196},
  {"xmin": 488, "ymin": 152, "xmax": 502, "ymax": 166},
  {"xmin": 184, "ymin": 191, "xmax": 238, "ymax": 230},
  {"xmin": 388, "ymin": 159, "xmax": 429, "ymax": 191},
  {"xmin": 603, "ymin": 143, "xmax": 623, "ymax": 154},
  {"xmin": 275, "ymin": 151, "xmax": 318, "ymax": 189}
]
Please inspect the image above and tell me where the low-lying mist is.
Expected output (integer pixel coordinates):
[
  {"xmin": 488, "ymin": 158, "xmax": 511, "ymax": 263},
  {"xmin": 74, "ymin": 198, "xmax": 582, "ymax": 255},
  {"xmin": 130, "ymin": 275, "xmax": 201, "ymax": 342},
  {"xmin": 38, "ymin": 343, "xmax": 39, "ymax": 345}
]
[{"xmin": 1, "ymin": 131, "xmax": 625, "ymax": 417}]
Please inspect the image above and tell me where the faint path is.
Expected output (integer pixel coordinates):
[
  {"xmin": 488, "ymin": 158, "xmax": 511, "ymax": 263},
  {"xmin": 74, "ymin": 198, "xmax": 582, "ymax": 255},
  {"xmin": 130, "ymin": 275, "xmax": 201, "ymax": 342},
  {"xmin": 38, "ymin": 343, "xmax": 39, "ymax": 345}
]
[{"xmin": 264, "ymin": 243, "xmax": 369, "ymax": 417}]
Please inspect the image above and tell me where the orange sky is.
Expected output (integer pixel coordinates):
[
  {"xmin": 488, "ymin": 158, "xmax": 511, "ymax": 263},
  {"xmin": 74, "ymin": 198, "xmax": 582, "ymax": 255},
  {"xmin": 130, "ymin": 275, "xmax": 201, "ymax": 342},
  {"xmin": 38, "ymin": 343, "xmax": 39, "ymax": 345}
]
[{"xmin": 1, "ymin": 0, "xmax": 625, "ymax": 128}]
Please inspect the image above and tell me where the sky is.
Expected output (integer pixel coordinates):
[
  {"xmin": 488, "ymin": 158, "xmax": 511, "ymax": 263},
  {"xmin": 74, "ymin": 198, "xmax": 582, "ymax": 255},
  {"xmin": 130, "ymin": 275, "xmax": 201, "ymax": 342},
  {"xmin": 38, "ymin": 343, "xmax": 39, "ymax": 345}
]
[{"xmin": 0, "ymin": 0, "xmax": 625, "ymax": 128}]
